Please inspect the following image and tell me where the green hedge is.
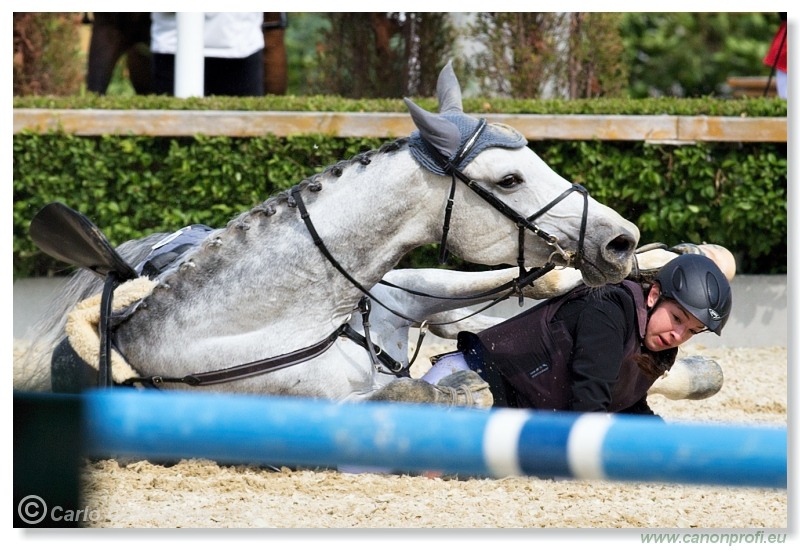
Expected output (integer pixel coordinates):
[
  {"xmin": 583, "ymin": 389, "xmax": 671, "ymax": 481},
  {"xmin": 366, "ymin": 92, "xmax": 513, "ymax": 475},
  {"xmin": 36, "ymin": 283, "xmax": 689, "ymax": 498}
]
[
  {"xmin": 13, "ymin": 94, "xmax": 788, "ymax": 117},
  {"xmin": 13, "ymin": 130, "xmax": 786, "ymax": 278},
  {"xmin": 13, "ymin": 132, "xmax": 384, "ymax": 277},
  {"xmin": 540, "ymin": 140, "xmax": 786, "ymax": 275}
]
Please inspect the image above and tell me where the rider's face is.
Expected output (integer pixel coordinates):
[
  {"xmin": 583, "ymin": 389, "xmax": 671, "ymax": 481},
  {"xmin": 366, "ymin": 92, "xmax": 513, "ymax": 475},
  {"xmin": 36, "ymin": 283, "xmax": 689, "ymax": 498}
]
[{"xmin": 643, "ymin": 284, "xmax": 706, "ymax": 352}]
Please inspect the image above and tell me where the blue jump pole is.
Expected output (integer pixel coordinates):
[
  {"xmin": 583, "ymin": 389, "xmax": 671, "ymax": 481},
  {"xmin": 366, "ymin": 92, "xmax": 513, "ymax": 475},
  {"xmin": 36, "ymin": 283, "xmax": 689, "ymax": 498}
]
[{"xmin": 83, "ymin": 389, "xmax": 786, "ymax": 488}]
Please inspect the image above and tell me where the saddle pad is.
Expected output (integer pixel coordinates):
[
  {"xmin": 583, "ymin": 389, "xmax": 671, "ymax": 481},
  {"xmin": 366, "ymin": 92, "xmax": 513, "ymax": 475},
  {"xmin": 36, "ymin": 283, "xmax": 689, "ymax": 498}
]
[{"xmin": 64, "ymin": 277, "xmax": 156, "ymax": 384}]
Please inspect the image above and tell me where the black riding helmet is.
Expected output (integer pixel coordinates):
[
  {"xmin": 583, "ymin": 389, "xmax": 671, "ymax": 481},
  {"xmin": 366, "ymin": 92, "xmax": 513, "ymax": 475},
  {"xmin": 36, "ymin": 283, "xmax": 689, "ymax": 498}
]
[{"xmin": 655, "ymin": 254, "xmax": 732, "ymax": 336}]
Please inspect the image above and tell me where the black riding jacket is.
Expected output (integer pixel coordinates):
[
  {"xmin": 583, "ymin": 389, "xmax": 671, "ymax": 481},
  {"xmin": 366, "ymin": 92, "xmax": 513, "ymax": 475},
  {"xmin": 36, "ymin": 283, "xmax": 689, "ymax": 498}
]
[{"xmin": 457, "ymin": 281, "xmax": 677, "ymax": 414}]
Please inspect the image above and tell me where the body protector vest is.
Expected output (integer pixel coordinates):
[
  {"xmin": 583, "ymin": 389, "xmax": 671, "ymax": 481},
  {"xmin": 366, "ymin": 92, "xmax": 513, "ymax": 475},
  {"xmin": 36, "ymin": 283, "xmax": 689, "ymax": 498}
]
[{"xmin": 457, "ymin": 280, "xmax": 671, "ymax": 411}]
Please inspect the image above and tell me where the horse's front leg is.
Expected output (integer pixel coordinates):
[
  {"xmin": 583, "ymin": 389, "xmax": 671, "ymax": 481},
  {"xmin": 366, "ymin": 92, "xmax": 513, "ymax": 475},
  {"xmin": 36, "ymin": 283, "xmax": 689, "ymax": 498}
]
[
  {"xmin": 378, "ymin": 268, "xmax": 517, "ymax": 318},
  {"xmin": 425, "ymin": 309, "xmax": 507, "ymax": 340},
  {"xmin": 381, "ymin": 266, "xmax": 586, "ymax": 306},
  {"xmin": 367, "ymin": 370, "xmax": 493, "ymax": 408}
]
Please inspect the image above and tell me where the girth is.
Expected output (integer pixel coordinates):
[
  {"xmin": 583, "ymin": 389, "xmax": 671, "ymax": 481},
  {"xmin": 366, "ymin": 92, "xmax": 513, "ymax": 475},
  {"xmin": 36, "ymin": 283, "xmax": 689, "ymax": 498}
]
[{"xmin": 121, "ymin": 322, "xmax": 403, "ymax": 388}]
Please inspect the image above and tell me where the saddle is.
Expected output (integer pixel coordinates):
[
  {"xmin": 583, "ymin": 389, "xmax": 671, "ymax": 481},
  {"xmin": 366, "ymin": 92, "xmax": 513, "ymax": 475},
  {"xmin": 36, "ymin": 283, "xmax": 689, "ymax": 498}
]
[
  {"xmin": 31, "ymin": 203, "xmax": 215, "ymax": 389},
  {"xmin": 30, "ymin": 202, "xmax": 142, "ymax": 389}
]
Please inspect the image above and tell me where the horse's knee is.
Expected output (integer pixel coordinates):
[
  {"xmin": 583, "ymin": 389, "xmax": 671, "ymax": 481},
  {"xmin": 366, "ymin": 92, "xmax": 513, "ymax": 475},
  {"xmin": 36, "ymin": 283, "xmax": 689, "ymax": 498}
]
[{"xmin": 51, "ymin": 337, "xmax": 97, "ymax": 393}]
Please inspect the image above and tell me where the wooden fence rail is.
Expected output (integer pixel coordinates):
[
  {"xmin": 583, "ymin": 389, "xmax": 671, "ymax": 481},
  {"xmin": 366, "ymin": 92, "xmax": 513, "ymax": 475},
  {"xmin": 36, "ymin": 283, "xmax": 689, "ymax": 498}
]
[{"xmin": 13, "ymin": 109, "xmax": 787, "ymax": 143}]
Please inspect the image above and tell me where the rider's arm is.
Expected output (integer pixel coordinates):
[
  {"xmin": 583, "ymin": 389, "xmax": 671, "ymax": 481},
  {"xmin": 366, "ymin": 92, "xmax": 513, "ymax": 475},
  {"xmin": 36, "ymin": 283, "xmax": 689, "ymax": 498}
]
[{"xmin": 557, "ymin": 291, "xmax": 634, "ymax": 412}]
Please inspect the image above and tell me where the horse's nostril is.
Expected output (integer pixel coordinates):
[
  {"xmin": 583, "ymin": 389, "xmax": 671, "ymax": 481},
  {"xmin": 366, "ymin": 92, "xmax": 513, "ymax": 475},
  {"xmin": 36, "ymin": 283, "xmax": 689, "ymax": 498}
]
[{"xmin": 607, "ymin": 234, "xmax": 637, "ymax": 256}]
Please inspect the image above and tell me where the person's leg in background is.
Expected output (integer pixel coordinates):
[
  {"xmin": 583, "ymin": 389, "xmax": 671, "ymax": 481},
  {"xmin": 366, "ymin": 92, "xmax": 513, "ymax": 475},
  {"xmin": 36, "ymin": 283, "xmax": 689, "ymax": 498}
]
[
  {"xmin": 205, "ymin": 50, "xmax": 264, "ymax": 96},
  {"xmin": 151, "ymin": 52, "xmax": 176, "ymax": 95}
]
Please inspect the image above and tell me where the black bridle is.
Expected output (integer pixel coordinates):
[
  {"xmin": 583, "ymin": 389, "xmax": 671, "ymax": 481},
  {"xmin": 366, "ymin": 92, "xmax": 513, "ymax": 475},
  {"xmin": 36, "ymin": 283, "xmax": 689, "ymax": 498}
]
[
  {"xmin": 118, "ymin": 121, "xmax": 592, "ymax": 385},
  {"xmin": 284, "ymin": 119, "xmax": 590, "ymax": 374},
  {"xmin": 378, "ymin": 119, "xmax": 589, "ymax": 314},
  {"xmin": 427, "ymin": 118, "xmax": 588, "ymax": 278}
]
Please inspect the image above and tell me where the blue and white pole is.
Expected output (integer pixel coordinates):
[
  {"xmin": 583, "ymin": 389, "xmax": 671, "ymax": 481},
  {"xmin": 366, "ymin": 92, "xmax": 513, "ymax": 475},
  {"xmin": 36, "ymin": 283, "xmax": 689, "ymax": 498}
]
[{"xmin": 83, "ymin": 389, "xmax": 786, "ymax": 488}]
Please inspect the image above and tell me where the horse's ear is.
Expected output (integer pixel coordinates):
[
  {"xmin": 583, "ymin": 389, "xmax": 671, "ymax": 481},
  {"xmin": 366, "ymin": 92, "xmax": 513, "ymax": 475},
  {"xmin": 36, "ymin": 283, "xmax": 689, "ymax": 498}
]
[
  {"xmin": 436, "ymin": 60, "xmax": 463, "ymax": 114},
  {"xmin": 404, "ymin": 98, "xmax": 461, "ymax": 160}
]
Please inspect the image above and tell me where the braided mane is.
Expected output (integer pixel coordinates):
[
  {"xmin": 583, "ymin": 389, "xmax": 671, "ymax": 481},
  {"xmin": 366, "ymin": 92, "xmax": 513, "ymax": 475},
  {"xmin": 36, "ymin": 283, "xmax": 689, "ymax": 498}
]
[
  {"xmin": 149, "ymin": 137, "xmax": 411, "ymax": 286},
  {"xmin": 223, "ymin": 138, "xmax": 410, "ymax": 231}
]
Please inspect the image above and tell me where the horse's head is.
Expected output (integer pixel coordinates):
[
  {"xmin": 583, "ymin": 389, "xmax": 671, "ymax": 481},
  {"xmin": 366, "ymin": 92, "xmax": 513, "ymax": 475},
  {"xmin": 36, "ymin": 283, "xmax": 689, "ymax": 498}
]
[{"xmin": 404, "ymin": 61, "xmax": 639, "ymax": 286}]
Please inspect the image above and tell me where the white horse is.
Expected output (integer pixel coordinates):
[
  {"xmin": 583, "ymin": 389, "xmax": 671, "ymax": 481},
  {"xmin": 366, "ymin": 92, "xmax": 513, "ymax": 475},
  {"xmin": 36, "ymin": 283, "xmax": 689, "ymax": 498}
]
[
  {"xmin": 16, "ymin": 243, "xmax": 729, "ymax": 403},
  {"xmin": 16, "ymin": 62, "xmax": 640, "ymax": 406}
]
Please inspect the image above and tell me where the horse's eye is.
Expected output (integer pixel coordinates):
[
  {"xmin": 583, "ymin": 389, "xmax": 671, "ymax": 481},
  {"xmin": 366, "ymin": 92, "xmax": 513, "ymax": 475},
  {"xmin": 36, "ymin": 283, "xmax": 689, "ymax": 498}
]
[{"xmin": 497, "ymin": 174, "xmax": 522, "ymax": 189}]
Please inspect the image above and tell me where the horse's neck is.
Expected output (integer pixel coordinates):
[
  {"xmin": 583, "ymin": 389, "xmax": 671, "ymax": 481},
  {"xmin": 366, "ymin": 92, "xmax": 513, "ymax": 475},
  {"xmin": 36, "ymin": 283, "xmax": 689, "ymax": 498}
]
[
  {"xmin": 283, "ymin": 153, "xmax": 438, "ymax": 304},
  {"xmin": 145, "ymin": 149, "xmax": 441, "ymax": 335}
]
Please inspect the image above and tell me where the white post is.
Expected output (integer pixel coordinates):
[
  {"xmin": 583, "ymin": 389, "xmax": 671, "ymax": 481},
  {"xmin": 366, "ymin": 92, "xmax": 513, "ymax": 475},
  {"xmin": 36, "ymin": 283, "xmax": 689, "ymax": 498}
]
[{"xmin": 175, "ymin": 12, "xmax": 205, "ymax": 98}]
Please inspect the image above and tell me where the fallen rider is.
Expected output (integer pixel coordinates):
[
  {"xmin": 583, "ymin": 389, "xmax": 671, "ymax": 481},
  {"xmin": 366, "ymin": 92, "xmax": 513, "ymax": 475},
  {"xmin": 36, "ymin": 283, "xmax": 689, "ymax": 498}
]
[{"xmin": 421, "ymin": 254, "xmax": 732, "ymax": 416}]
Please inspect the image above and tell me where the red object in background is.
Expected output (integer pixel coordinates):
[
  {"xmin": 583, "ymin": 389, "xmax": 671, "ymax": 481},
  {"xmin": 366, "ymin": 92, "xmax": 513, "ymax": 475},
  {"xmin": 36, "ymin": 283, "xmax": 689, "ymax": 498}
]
[{"xmin": 763, "ymin": 20, "xmax": 787, "ymax": 73}]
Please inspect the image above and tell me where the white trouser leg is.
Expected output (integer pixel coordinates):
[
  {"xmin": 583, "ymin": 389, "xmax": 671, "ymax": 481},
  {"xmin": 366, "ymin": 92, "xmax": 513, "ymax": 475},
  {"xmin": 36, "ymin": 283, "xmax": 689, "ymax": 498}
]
[{"xmin": 421, "ymin": 352, "xmax": 470, "ymax": 384}]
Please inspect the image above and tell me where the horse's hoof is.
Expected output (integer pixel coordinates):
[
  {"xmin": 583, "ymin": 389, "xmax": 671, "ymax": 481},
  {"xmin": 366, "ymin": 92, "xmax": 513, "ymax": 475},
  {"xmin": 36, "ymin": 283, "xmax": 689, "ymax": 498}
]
[
  {"xmin": 649, "ymin": 355, "xmax": 724, "ymax": 400},
  {"xmin": 669, "ymin": 242, "xmax": 703, "ymax": 256},
  {"xmin": 437, "ymin": 370, "xmax": 494, "ymax": 408}
]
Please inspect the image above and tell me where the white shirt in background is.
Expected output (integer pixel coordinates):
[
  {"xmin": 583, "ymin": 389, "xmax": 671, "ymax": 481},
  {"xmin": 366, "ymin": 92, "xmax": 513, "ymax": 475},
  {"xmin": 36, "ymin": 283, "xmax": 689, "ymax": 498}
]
[{"xmin": 151, "ymin": 12, "xmax": 264, "ymax": 59}]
